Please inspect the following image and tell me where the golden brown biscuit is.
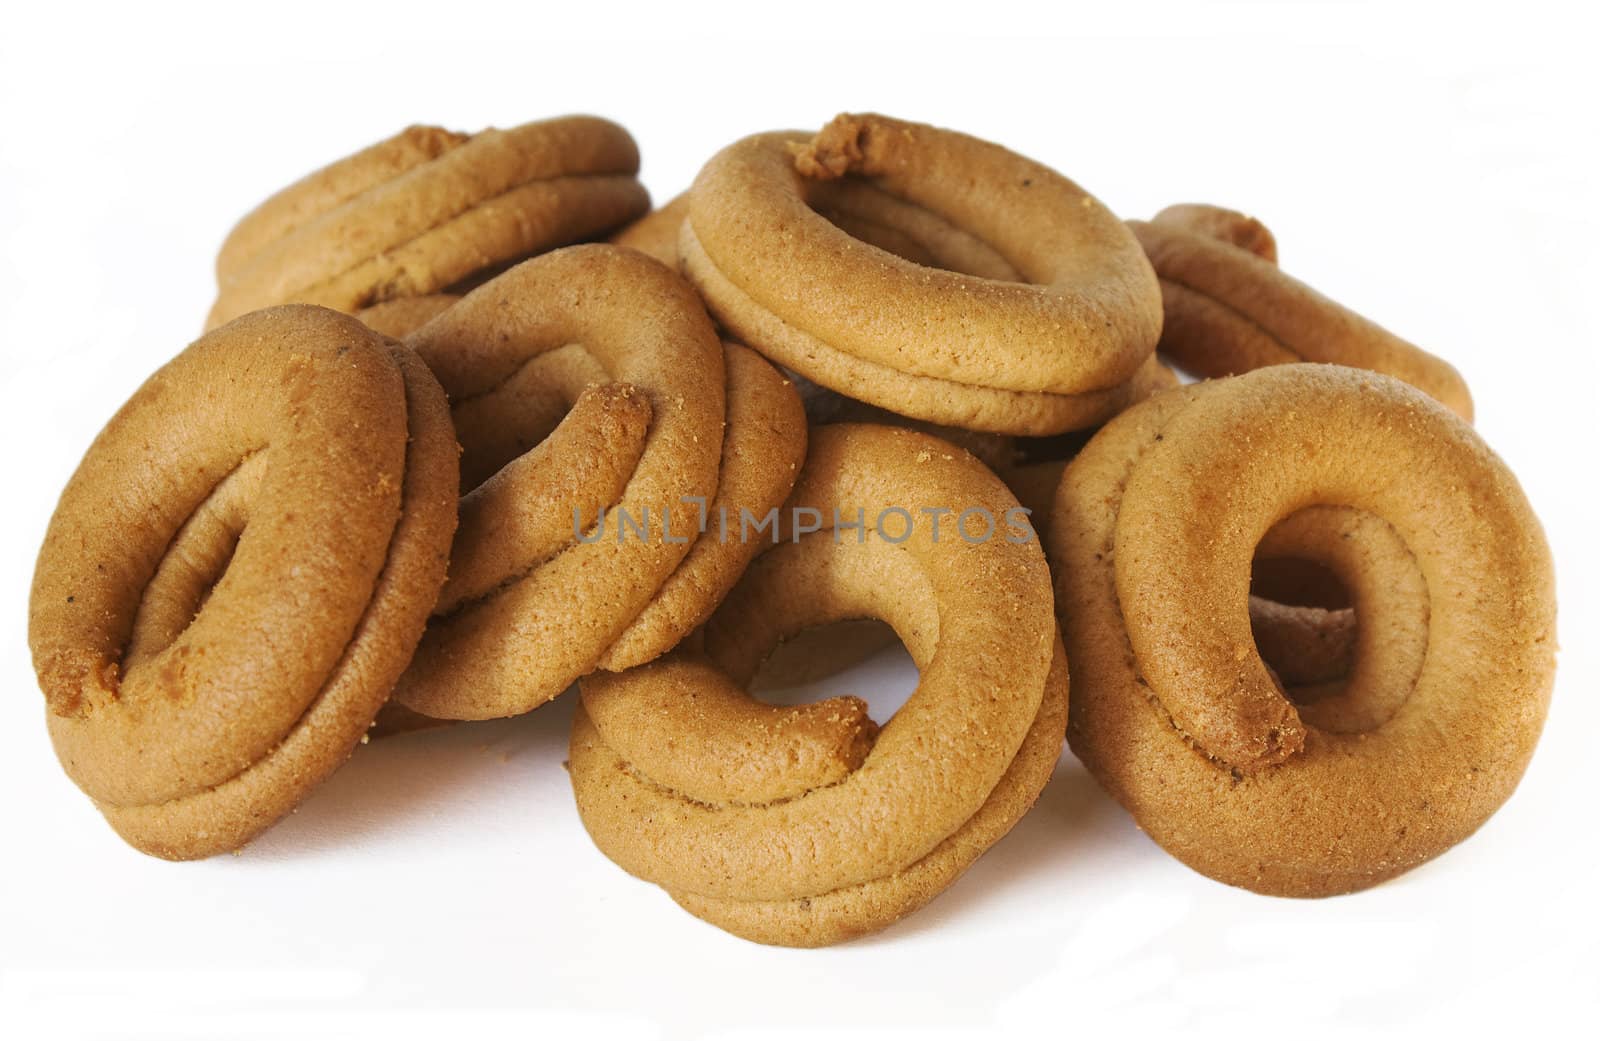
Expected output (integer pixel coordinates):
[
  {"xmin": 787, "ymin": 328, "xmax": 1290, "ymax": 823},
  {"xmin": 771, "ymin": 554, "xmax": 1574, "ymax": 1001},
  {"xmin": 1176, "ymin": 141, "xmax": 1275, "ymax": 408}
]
[
  {"xmin": 620, "ymin": 171, "xmax": 1171, "ymax": 460},
  {"xmin": 208, "ymin": 117, "xmax": 650, "ymax": 329},
  {"xmin": 390, "ymin": 245, "xmax": 805, "ymax": 720},
  {"xmin": 680, "ymin": 114, "xmax": 1164, "ymax": 434},
  {"xmin": 29, "ymin": 306, "xmax": 458, "ymax": 858},
  {"xmin": 613, "ymin": 186, "xmax": 1174, "ymax": 453},
  {"xmin": 1131, "ymin": 204, "xmax": 1473, "ymax": 419},
  {"xmin": 599, "ymin": 339, "xmax": 808, "ymax": 671},
  {"xmin": 609, "ymin": 186, "xmax": 1150, "ymax": 473},
  {"xmin": 571, "ymin": 424, "xmax": 1068, "ymax": 946},
  {"xmin": 1049, "ymin": 364, "xmax": 1554, "ymax": 895}
]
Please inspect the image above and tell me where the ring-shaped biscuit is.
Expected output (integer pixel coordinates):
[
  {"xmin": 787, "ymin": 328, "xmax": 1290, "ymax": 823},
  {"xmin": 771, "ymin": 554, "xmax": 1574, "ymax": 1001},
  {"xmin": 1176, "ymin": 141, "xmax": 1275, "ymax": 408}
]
[
  {"xmin": 358, "ymin": 282, "xmax": 816, "ymax": 711},
  {"xmin": 1049, "ymin": 364, "xmax": 1554, "ymax": 895},
  {"xmin": 570, "ymin": 424, "xmax": 1068, "ymax": 946},
  {"xmin": 1131, "ymin": 204, "xmax": 1473, "ymax": 419},
  {"xmin": 208, "ymin": 116, "xmax": 650, "ymax": 329},
  {"xmin": 29, "ymin": 306, "xmax": 458, "ymax": 858},
  {"xmin": 391, "ymin": 245, "xmax": 805, "ymax": 720},
  {"xmin": 615, "ymin": 187, "xmax": 1169, "ymax": 472},
  {"xmin": 360, "ymin": 281, "xmax": 811, "ymax": 679},
  {"xmin": 680, "ymin": 114, "xmax": 1164, "ymax": 434},
  {"xmin": 1117, "ymin": 202, "xmax": 1466, "ymax": 684}
]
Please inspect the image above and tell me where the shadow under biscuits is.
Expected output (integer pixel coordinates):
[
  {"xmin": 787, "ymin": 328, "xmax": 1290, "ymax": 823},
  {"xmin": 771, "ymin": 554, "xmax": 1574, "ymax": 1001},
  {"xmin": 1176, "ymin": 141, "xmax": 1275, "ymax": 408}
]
[{"xmin": 237, "ymin": 691, "xmax": 579, "ymax": 859}]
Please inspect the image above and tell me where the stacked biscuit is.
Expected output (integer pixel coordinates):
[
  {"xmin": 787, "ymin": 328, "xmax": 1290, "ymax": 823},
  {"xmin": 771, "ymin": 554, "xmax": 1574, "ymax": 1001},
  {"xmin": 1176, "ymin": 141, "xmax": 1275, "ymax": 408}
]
[{"xmin": 28, "ymin": 112, "xmax": 1556, "ymax": 947}]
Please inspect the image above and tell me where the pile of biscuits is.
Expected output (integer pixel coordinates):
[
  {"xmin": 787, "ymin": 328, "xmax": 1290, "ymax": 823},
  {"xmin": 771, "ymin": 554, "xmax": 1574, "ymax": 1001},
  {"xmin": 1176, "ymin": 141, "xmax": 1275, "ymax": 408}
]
[{"xmin": 28, "ymin": 112, "xmax": 1556, "ymax": 948}]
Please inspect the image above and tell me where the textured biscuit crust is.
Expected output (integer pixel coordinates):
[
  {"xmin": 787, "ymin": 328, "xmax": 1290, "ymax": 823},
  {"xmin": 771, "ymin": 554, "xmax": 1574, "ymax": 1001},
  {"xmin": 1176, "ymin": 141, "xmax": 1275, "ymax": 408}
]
[
  {"xmin": 208, "ymin": 117, "xmax": 649, "ymax": 328},
  {"xmin": 1048, "ymin": 365, "xmax": 1554, "ymax": 896},
  {"xmin": 612, "ymin": 183, "xmax": 1170, "ymax": 448},
  {"xmin": 29, "ymin": 307, "xmax": 458, "ymax": 858},
  {"xmin": 390, "ymin": 245, "xmax": 803, "ymax": 719},
  {"xmin": 613, "ymin": 184, "xmax": 1163, "ymax": 473},
  {"xmin": 1131, "ymin": 204, "xmax": 1473, "ymax": 419},
  {"xmin": 597, "ymin": 340, "xmax": 808, "ymax": 670},
  {"xmin": 681, "ymin": 114, "xmax": 1163, "ymax": 434},
  {"xmin": 571, "ymin": 424, "xmax": 1068, "ymax": 946}
]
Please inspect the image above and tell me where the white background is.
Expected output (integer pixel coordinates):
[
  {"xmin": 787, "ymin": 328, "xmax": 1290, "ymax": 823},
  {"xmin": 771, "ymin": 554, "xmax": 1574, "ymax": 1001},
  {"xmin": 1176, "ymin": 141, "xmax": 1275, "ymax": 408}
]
[{"xmin": 2, "ymin": 2, "xmax": 1596, "ymax": 1037}]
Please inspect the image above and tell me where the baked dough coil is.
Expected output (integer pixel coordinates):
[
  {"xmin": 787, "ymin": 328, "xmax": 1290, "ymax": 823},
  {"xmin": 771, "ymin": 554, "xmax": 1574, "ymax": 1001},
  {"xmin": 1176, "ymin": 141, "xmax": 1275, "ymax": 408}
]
[
  {"xmin": 29, "ymin": 306, "xmax": 459, "ymax": 859},
  {"xmin": 680, "ymin": 113, "xmax": 1165, "ymax": 435},
  {"xmin": 1049, "ymin": 364, "xmax": 1554, "ymax": 895},
  {"xmin": 208, "ymin": 116, "xmax": 649, "ymax": 329},
  {"xmin": 570, "ymin": 424, "xmax": 1068, "ymax": 946},
  {"xmin": 1131, "ymin": 204, "xmax": 1473, "ymax": 419},
  {"xmin": 390, "ymin": 245, "xmax": 806, "ymax": 720}
]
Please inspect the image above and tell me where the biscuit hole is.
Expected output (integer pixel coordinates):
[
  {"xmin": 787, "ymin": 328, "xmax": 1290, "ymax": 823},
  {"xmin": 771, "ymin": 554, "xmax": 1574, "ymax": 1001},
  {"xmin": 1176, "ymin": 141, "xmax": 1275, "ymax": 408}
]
[
  {"xmin": 1249, "ymin": 554, "xmax": 1357, "ymax": 709},
  {"xmin": 452, "ymin": 342, "xmax": 610, "ymax": 490},
  {"xmin": 127, "ymin": 534, "xmax": 241, "ymax": 673},
  {"xmin": 124, "ymin": 456, "xmax": 263, "ymax": 673},
  {"xmin": 1251, "ymin": 556, "xmax": 1350, "ymax": 610},
  {"xmin": 805, "ymin": 181, "xmax": 1023, "ymax": 280},
  {"xmin": 1249, "ymin": 507, "xmax": 1429, "ymax": 734},
  {"xmin": 751, "ymin": 619, "xmax": 917, "ymax": 722}
]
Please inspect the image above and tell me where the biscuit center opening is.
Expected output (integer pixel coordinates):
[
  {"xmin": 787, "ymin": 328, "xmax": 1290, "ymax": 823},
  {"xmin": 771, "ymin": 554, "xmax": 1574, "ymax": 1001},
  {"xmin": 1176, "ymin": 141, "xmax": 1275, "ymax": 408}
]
[
  {"xmin": 124, "ymin": 453, "xmax": 265, "ymax": 675},
  {"xmin": 751, "ymin": 619, "xmax": 917, "ymax": 723},
  {"xmin": 1246, "ymin": 503, "xmax": 1430, "ymax": 736},
  {"xmin": 1249, "ymin": 555, "xmax": 1356, "ymax": 709},
  {"xmin": 805, "ymin": 180, "xmax": 1021, "ymax": 280},
  {"xmin": 452, "ymin": 342, "xmax": 611, "ymax": 491}
]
